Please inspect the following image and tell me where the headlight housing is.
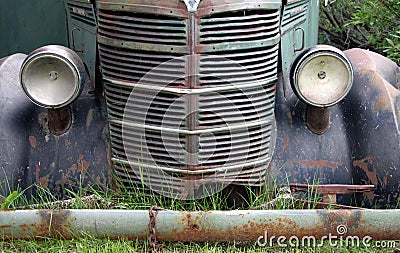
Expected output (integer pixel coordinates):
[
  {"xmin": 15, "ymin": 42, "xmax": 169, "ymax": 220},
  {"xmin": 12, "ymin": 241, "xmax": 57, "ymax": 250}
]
[
  {"xmin": 290, "ymin": 45, "xmax": 353, "ymax": 108},
  {"xmin": 20, "ymin": 45, "xmax": 86, "ymax": 109}
]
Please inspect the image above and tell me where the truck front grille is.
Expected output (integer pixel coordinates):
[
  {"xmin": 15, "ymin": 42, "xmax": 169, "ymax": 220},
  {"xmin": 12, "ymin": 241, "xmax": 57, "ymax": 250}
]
[
  {"xmin": 98, "ymin": 10, "xmax": 187, "ymax": 46},
  {"xmin": 97, "ymin": 0, "xmax": 280, "ymax": 199},
  {"xmin": 199, "ymin": 9, "xmax": 280, "ymax": 44}
]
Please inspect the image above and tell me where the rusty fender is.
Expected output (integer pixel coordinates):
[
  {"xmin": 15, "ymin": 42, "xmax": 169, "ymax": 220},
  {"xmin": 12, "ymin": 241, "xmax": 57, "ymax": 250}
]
[
  {"xmin": 0, "ymin": 54, "xmax": 110, "ymax": 199},
  {"xmin": 271, "ymin": 48, "xmax": 400, "ymax": 208}
]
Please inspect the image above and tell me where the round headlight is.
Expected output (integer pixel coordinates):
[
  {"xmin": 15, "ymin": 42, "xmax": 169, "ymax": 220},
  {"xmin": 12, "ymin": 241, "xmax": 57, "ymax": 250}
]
[
  {"xmin": 290, "ymin": 45, "xmax": 353, "ymax": 107},
  {"xmin": 20, "ymin": 45, "xmax": 86, "ymax": 109}
]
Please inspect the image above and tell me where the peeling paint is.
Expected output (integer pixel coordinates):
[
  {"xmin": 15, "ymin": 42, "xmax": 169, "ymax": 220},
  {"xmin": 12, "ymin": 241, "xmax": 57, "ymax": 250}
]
[
  {"xmin": 299, "ymin": 160, "xmax": 342, "ymax": 169},
  {"xmin": 353, "ymin": 156, "xmax": 378, "ymax": 186}
]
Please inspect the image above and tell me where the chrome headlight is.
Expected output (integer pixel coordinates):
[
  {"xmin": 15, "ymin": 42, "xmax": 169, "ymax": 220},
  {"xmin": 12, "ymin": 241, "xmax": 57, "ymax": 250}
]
[
  {"xmin": 20, "ymin": 45, "xmax": 86, "ymax": 109},
  {"xmin": 290, "ymin": 45, "xmax": 353, "ymax": 107}
]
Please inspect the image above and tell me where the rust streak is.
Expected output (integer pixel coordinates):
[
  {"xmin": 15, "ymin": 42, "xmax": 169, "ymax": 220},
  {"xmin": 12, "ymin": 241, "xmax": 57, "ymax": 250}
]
[
  {"xmin": 29, "ymin": 136, "xmax": 37, "ymax": 148},
  {"xmin": 35, "ymin": 165, "xmax": 40, "ymax": 185},
  {"xmin": 38, "ymin": 176, "xmax": 49, "ymax": 188},
  {"xmin": 299, "ymin": 160, "xmax": 342, "ymax": 169},
  {"xmin": 282, "ymin": 136, "xmax": 289, "ymax": 153}
]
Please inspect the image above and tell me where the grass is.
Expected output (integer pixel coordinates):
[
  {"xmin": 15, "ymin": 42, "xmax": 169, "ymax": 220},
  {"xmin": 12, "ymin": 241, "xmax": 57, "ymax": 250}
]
[
  {"xmin": 1, "ymin": 238, "xmax": 398, "ymax": 253},
  {"xmin": 1, "ymin": 178, "xmax": 399, "ymax": 252}
]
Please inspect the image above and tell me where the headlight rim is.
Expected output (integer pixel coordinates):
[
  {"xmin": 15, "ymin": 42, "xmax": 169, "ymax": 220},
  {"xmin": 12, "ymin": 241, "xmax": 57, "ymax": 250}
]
[
  {"xmin": 290, "ymin": 45, "xmax": 354, "ymax": 108},
  {"xmin": 19, "ymin": 45, "xmax": 86, "ymax": 109}
]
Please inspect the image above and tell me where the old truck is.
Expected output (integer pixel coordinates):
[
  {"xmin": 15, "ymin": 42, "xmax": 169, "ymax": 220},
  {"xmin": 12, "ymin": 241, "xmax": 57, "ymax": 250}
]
[{"xmin": 1, "ymin": 0, "xmax": 399, "ymax": 208}]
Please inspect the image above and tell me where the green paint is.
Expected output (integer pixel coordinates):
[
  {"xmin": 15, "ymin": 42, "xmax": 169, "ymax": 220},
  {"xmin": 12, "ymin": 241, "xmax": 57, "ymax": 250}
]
[{"xmin": 0, "ymin": 0, "xmax": 67, "ymax": 58}]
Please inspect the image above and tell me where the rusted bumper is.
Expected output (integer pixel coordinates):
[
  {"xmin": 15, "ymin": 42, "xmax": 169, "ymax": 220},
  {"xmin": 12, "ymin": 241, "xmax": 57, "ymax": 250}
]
[{"xmin": 1, "ymin": 209, "xmax": 400, "ymax": 241}]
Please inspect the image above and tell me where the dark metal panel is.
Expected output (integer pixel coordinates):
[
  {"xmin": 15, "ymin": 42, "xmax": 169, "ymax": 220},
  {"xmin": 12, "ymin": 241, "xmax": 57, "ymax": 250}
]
[
  {"xmin": 0, "ymin": 54, "xmax": 110, "ymax": 198},
  {"xmin": 342, "ymin": 49, "xmax": 400, "ymax": 208},
  {"xmin": 0, "ymin": 54, "xmax": 37, "ymax": 194},
  {"xmin": 271, "ymin": 48, "xmax": 400, "ymax": 208},
  {"xmin": 0, "ymin": 0, "xmax": 67, "ymax": 58}
]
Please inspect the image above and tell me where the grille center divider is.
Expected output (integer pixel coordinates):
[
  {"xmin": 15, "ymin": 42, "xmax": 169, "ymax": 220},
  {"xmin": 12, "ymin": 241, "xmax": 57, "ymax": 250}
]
[{"xmin": 97, "ymin": 0, "xmax": 281, "ymax": 199}]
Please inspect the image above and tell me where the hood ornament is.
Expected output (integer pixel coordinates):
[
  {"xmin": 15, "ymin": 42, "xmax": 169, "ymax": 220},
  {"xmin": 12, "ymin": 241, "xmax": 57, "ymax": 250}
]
[{"xmin": 183, "ymin": 0, "xmax": 200, "ymax": 12}]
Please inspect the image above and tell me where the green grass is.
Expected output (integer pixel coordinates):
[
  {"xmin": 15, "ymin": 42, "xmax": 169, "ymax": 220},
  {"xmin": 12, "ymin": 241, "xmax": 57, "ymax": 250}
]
[
  {"xmin": 1, "ymin": 238, "xmax": 398, "ymax": 253},
  {"xmin": 1, "ymin": 179, "xmax": 399, "ymax": 252}
]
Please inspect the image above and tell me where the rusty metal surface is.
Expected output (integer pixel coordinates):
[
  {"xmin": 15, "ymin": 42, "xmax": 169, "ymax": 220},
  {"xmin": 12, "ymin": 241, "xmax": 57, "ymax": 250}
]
[
  {"xmin": 290, "ymin": 183, "xmax": 375, "ymax": 204},
  {"xmin": 48, "ymin": 107, "xmax": 73, "ymax": 136},
  {"xmin": 0, "ymin": 54, "xmax": 110, "ymax": 199},
  {"xmin": 2, "ymin": 209, "xmax": 400, "ymax": 241},
  {"xmin": 270, "ymin": 48, "xmax": 400, "ymax": 208},
  {"xmin": 305, "ymin": 106, "xmax": 330, "ymax": 135},
  {"xmin": 97, "ymin": 0, "xmax": 281, "ymax": 198},
  {"xmin": 290, "ymin": 184, "xmax": 375, "ymax": 195}
]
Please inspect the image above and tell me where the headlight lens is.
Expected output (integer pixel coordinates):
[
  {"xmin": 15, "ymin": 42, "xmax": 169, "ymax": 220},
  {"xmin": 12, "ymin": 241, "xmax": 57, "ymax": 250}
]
[
  {"xmin": 290, "ymin": 45, "xmax": 353, "ymax": 107},
  {"xmin": 20, "ymin": 45, "xmax": 86, "ymax": 109}
]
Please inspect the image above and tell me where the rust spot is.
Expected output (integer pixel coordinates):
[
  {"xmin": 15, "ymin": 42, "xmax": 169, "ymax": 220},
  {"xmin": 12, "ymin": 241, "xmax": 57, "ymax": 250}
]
[
  {"xmin": 38, "ymin": 176, "xmax": 49, "ymax": 188},
  {"xmin": 37, "ymin": 210, "xmax": 74, "ymax": 239},
  {"xmin": 286, "ymin": 111, "xmax": 293, "ymax": 128},
  {"xmin": 35, "ymin": 165, "xmax": 40, "ymax": 185},
  {"xmin": 76, "ymin": 155, "xmax": 90, "ymax": 178},
  {"xmin": 71, "ymin": 164, "xmax": 77, "ymax": 174},
  {"xmin": 191, "ymin": 224, "xmax": 200, "ymax": 230},
  {"xmin": 282, "ymin": 136, "xmax": 289, "ymax": 153},
  {"xmin": 19, "ymin": 224, "xmax": 30, "ymax": 232},
  {"xmin": 37, "ymin": 112, "xmax": 51, "ymax": 135},
  {"xmin": 55, "ymin": 176, "xmax": 71, "ymax": 186},
  {"xmin": 29, "ymin": 136, "xmax": 37, "ymax": 148},
  {"xmin": 353, "ymin": 156, "xmax": 378, "ymax": 186},
  {"xmin": 78, "ymin": 160, "xmax": 90, "ymax": 177},
  {"xmin": 35, "ymin": 164, "xmax": 49, "ymax": 188},
  {"xmin": 285, "ymin": 159, "xmax": 342, "ymax": 170},
  {"xmin": 0, "ymin": 225, "xmax": 11, "ymax": 229}
]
